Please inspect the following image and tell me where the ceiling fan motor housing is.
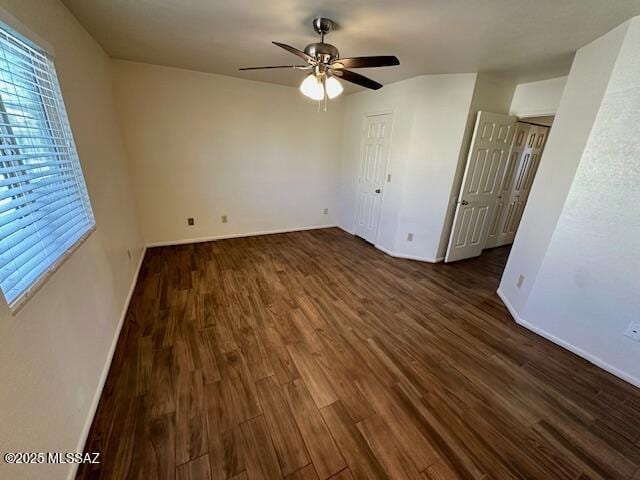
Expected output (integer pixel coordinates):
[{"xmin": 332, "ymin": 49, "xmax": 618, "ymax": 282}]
[{"xmin": 304, "ymin": 42, "xmax": 339, "ymax": 64}]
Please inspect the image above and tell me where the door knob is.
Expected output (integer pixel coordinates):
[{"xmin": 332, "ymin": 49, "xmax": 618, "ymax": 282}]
[
  {"xmin": 457, "ymin": 200, "xmax": 469, "ymax": 205},
  {"xmin": 375, "ymin": 189, "xmax": 381, "ymax": 193}
]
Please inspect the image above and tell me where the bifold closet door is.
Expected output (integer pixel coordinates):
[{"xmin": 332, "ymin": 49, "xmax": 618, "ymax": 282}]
[
  {"xmin": 487, "ymin": 123, "xmax": 549, "ymax": 248},
  {"xmin": 484, "ymin": 122, "xmax": 529, "ymax": 249}
]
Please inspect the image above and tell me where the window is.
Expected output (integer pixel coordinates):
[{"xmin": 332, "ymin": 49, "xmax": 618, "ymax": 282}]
[{"xmin": 0, "ymin": 24, "xmax": 94, "ymax": 308}]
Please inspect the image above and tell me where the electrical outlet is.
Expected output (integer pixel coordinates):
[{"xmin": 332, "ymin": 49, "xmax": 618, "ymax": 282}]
[
  {"xmin": 387, "ymin": 174, "xmax": 392, "ymax": 182},
  {"xmin": 624, "ymin": 322, "xmax": 640, "ymax": 341},
  {"xmin": 323, "ymin": 208, "xmax": 329, "ymax": 215},
  {"xmin": 407, "ymin": 233, "xmax": 413, "ymax": 242},
  {"xmin": 221, "ymin": 215, "xmax": 228, "ymax": 223},
  {"xmin": 187, "ymin": 217, "xmax": 195, "ymax": 226},
  {"xmin": 127, "ymin": 249, "xmax": 132, "ymax": 262},
  {"xmin": 517, "ymin": 274, "xmax": 525, "ymax": 288}
]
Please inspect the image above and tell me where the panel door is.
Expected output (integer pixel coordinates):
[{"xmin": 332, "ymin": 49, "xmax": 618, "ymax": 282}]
[
  {"xmin": 354, "ymin": 114, "xmax": 392, "ymax": 243},
  {"xmin": 492, "ymin": 124, "xmax": 549, "ymax": 247},
  {"xmin": 445, "ymin": 111, "xmax": 517, "ymax": 262},
  {"xmin": 485, "ymin": 122, "xmax": 530, "ymax": 248}
]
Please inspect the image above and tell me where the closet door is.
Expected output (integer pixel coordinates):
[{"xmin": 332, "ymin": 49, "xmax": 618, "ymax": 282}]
[
  {"xmin": 492, "ymin": 124, "xmax": 549, "ymax": 247},
  {"xmin": 484, "ymin": 122, "xmax": 529, "ymax": 249}
]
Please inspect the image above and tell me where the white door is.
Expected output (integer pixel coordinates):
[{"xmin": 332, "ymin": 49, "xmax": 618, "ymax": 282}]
[
  {"xmin": 487, "ymin": 123, "xmax": 549, "ymax": 247},
  {"xmin": 485, "ymin": 122, "xmax": 530, "ymax": 248},
  {"xmin": 445, "ymin": 111, "xmax": 516, "ymax": 262},
  {"xmin": 354, "ymin": 114, "xmax": 392, "ymax": 243}
]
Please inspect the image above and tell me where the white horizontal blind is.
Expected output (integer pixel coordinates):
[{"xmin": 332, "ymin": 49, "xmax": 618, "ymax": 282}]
[{"xmin": 0, "ymin": 24, "xmax": 94, "ymax": 307}]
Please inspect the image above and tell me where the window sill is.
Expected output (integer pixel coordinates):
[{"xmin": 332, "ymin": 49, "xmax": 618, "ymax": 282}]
[{"xmin": 7, "ymin": 225, "xmax": 97, "ymax": 316}]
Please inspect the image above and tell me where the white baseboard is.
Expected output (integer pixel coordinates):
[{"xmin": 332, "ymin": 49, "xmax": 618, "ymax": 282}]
[
  {"xmin": 375, "ymin": 244, "xmax": 444, "ymax": 263},
  {"xmin": 337, "ymin": 225, "xmax": 355, "ymax": 235},
  {"xmin": 68, "ymin": 246, "xmax": 147, "ymax": 480},
  {"xmin": 146, "ymin": 224, "xmax": 337, "ymax": 248},
  {"xmin": 497, "ymin": 288, "xmax": 640, "ymax": 389}
]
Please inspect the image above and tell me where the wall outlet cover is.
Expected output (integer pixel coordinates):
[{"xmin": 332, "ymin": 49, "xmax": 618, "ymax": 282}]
[
  {"xmin": 624, "ymin": 322, "xmax": 640, "ymax": 341},
  {"xmin": 187, "ymin": 217, "xmax": 195, "ymax": 226},
  {"xmin": 323, "ymin": 208, "xmax": 329, "ymax": 215},
  {"xmin": 407, "ymin": 233, "xmax": 414, "ymax": 242},
  {"xmin": 517, "ymin": 275, "xmax": 525, "ymax": 288},
  {"xmin": 221, "ymin": 215, "xmax": 228, "ymax": 223}
]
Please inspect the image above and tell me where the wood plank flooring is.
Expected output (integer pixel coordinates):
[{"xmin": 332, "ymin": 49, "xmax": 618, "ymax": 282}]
[{"xmin": 78, "ymin": 228, "xmax": 640, "ymax": 480}]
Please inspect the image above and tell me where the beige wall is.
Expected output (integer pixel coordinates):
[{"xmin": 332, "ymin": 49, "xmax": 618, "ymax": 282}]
[
  {"xmin": 0, "ymin": 1, "xmax": 144, "ymax": 480},
  {"xmin": 509, "ymin": 76, "xmax": 568, "ymax": 117},
  {"xmin": 112, "ymin": 60, "xmax": 344, "ymax": 246}
]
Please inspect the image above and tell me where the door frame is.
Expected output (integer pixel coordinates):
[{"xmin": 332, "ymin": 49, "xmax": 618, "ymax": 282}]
[{"xmin": 351, "ymin": 110, "xmax": 394, "ymax": 246}]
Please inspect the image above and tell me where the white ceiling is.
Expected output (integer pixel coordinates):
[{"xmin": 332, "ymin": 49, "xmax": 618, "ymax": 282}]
[{"xmin": 62, "ymin": 0, "xmax": 640, "ymax": 91}]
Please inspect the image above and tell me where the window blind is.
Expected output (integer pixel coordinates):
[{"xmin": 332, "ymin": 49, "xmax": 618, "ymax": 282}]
[{"xmin": 0, "ymin": 24, "xmax": 94, "ymax": 307}]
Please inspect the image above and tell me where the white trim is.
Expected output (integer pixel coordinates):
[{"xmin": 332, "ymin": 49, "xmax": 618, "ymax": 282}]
[
  {"xmin": 68, "ymin": 246, "xmax": 147, "ymax": 480},
  {"xmin": 375, "ymin": 244, "xmax": 444, "ymax": 263},
  {"xmin": 497, "ymin": 288, "xmax": 640, "ymax": 389},
  {"xmin": 337, "ymin": 225, "xmax": 355, "ymax": 235},
  {"xmin": 146, "ymin": 224, "xmax": 337, "ymax": 248}
]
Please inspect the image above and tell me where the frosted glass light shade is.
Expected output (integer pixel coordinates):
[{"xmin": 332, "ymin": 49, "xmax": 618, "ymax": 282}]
[
  {"xmin": 325, "ymin": 76, "xmax": 343, "ymax": 99},
  {"xmin": 300, "ymin": 74, "xmax": 324, "ymax": 100}
]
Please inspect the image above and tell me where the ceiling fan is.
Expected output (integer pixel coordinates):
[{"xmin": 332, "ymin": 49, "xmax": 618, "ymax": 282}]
[{"xmin": 239, "ymin": 17, "xmax": 400, "ymax": 104}]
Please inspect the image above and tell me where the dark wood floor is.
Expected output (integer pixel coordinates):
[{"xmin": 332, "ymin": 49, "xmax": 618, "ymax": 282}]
[{"xmin": 78, "ymin": 228, "xmax": 640, "ymax": 480}]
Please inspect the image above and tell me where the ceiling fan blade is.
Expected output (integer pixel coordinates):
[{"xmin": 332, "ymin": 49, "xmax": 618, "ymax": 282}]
[
  {"xmin": 239, "ymin": 65, "xmax": 309, "ymax": 71},
  {"xmin": 333, "ymin": 69, "xmax": 383, "ymax": 90},
  {"xmin": 333, "ymin": 56, "xmax": 400, "ymax": 69},
  {"xmin": 272, "ymin": 42, "xmax": 315, "ymax": 63}
]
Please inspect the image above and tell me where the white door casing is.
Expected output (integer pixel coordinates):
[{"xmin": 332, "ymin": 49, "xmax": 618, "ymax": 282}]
[
  {"xmin": 486, "ymin": 123, "xmax": 549, "ymax": 248},
  {"xmin": 445, "ymin": 111, "xmax": 517, "ymax": 262},
  {"xmin": 354, "ymin": 114, "xmax": 392, "ymax": 244}
]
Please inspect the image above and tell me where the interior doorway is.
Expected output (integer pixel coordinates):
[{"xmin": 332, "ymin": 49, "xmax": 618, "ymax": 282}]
[{"xmin": 445, "ymin": 111, "xmax": 553, "ymax": 262}]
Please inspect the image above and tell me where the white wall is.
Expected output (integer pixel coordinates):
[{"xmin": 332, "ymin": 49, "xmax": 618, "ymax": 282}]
[
  {"xmin": 0, "ymin": 2, "xmax": 144, "ymax": 480},
  {"xmin": 112, "ymin": 61, "xmax": 344, "ymax": 246},
  {"xmin": 499, "ymin": 20, "xmax": 628, "ymax": 314},
  {"xmin": 509, "ymin": 76, "xmax": 568, "ymax": 117},
  {"xmin": 500, "ymin": 18, "xmax": 640, "ymax": 385},
  {"xmin": 338, "ymin": 74, "xmax": 477, "ymax": 261}
]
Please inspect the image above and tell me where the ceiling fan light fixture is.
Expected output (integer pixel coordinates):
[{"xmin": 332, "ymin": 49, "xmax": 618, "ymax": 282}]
[
  {"xmin": 325, "ymin": 76, "xmax": 343, "ymax": 99},
  {"xmin": 242, "ymin": 17, "xmax": 399, "ymax": 103},
  {"xmin": 300, "ymin": 73, "xmax": 324, "ymax": 100}
]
